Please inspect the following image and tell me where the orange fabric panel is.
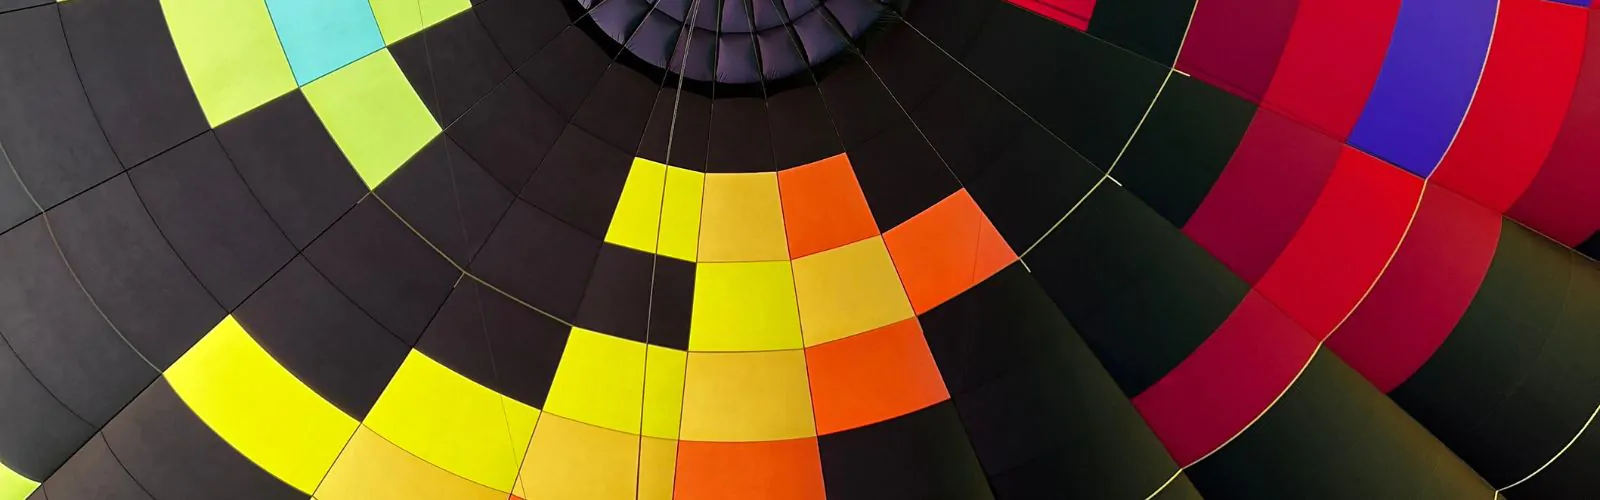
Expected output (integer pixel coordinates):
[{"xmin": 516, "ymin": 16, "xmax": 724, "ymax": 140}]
[
  {"xmin": 883, "ymin": 189, "xmax": 1016, "ymax": 313},
  {"xmin": 674, "ymin": 438, "xmax": 827, "ymax": 500},
  {"xmin": 778, "ymin": 154, "xmax": 880, "ymax": 258},
  {"xmin": 806, "ymin": 318, "xmax": 950, "ymax": 435}
]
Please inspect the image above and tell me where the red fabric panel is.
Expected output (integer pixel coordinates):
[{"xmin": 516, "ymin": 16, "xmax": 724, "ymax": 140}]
[
  {"xmin": 1176, "ymin": 0, "xmax": 1302, "ymax": 102},
  {"xmin": 1132, "ymin": 291, "xmax": 1316, "ymax": 465},
  {"xmin": 1261, "ymin": 0, "xmax": 1402, "ymax": 139},
  {"xmin": 1004, "ymin": 0, "xmax": 1095, "ymax": 30},
  {"xmin": 1254, "ymin": 148, "xmax": 1422, "ymax": 339},
  {"xmin": 1506, "ymin": 4, "xmax": 1600, "ymax": 246},
  {"xmin": 1325, "ymin": 186, "xmax": 1501, "ymax": 393},
  {"xmin": 1184, "ymin": 108, "xmax": 1342, "ymax": 284},
  {"xmin": 1430, "ymin": 0, "xmax": 1586, "ymax": 212}
]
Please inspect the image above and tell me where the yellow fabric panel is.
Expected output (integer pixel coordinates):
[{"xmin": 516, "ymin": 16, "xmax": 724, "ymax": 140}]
[
  {"xmin": 638, "ymin": 437, "xmax": 679, "ymax": 500},
  {"xmin": 301, "ymin": 49, "xmax": 441, "ymax": 189},
  {"xmin": 517, "ymin": 414, "xmax": 640, "ymax": 500},
  {"xmin": 0, "ymin": 460, "xmax": 36, "ymax": 500},
  {"xmin": 159, "ymin": 0, "xmax": 296, "ymax": 126},
  {"xmin": 605, "ymin": 158, "xmax": 668, "ymax": 253},
  {"xmin": 642, "ymin": 346, "xmax": 687, "ymax": 439},
  {"xmin": 689, "ymin": 261, "xmax": 803, "ymax": 352},
  {"xmin": 679, "ymin": 350, "xmax": 816, "ymax": 442},
  {"xmin": 314, "ymin": 426, "xmax": 504, "ymax": 500},
  {"xmin": 542, "ymin": 328, "xmax": 646, "ymax": 434},
  {"xmin": 698, "ymin": 173, "xmax": 789, "ymax": 262},
  {"xmin": 658, "ymin": 166, "xmax": 705, "ymax": 262},
  {"xmin": 792, "ymin": 236, "xmax": 916, "ymax": 346},
  {"xmin": 165, "ymin": 316, "xmax": 357, "ymax": 494},
  {"xmin": 367, "ymin": 0, "xmax": 471, "ymax": 44},
  {"xmin": 363, "ymin": 350, "xmax": 539, "ymax": 492}
]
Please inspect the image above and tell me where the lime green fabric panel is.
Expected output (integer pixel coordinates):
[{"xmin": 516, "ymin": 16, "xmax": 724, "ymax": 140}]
[
  {"xmin": 0, "ymin": 460, "xmax": 37, "ymax": 500},
  {"xmin": 301, "ymin": 49, "xmax": 440, "ymax": 189},
  {"xmin": 159, "ymin": 0, "xmax": 297, "ymax": 126},
  {"xmin": 368, "ymin": 0, "xmax": 472, "ymax": 44}
]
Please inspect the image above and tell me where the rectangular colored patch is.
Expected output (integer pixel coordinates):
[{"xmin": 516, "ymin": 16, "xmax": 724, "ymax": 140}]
[
  {"xmin": 792, "ymin": 237, "xmax": 915, "ymax": 346},
  {"xmin": 362, "ymin": 350, "xmax": 540, "ymax": 491},
  {"xmin": 264, "ymin": 0, "xmax": 385, "ymax": 85},
  {"xmin": 301, "ymin": 49, "xmax": 441, "ymax": 188},
  {"xmin": 165, "ymin": 316, "xmax": 357, "ymax": 494},
  {"xmin": 160, "ymin": 0, "xmax": 298, "ymax": 126}
]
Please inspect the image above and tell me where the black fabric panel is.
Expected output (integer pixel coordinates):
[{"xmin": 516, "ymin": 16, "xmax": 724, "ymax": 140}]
[
  {"xmin": 766, "ymin": 85, "xmax": 843, "ymax": 169},
  {"xmin": 862, "ymin": 22, "xmax": 960, "ymax": 113},
  {"xmin": 129, "ymin": 134, "xmax": 296, "ymax": 310},
  {"xmin": 521, "ymin": 125, "xmax": 633, "ymax": 238},
  {"xmin": 921, "ymin": 265, "xmax": 1180, "ymax": 498},
  {"xmin": 903, "ymin": 58, "xmax": 1023, "ymax": 183},
  {"xmin": 1087, "ymin": 0, "xmax": 1195, "ymax": 64},
  {"xmin": 59, "ymin": 0, "xmax": 207, "ymax": 167},
  {"xmin": 214, "ymin": 91, "xmax": 367, "ymax": 248},
  {"xmin": 706, "ymin": 97, "xmax": 776, "ymax": 173},
  {"xmin": 447, "ymin": 78, "xmax": 568, "ymax": 190},
  {"xmin": 962, "ymin": 126, "xmax": 1099, "ymax": 252},
  {"xmin": 819, "ymin": 55, "xmax": 906, "ymax": 150},
  {"xmin": 573, "ymin": 64, "xmax": 661, "ymax": 152},
  {"xmin": 914, "ymin": 69, "xmax": 1101, "ymax": 248},
  {"xmin": 1185, "ymin": 352, "xmax": 1496, "ymax": 499},
  {"xmin": 233, "ymin": 258, "xmax": 410, "ymax": 420},
  {"xmin": 1390, "ymin": 222, "xmax": 1598, "ymax": 487},
  {"xmin": 474, "ymin": 0, "xmax": 572, "ymax": 64},
  {"xmin": 959, "ymin": 4, "xmax": 1166, "ymax": 168},
  {"xmin": 0, "ymin": 1, "xmax": 51, "ymax": 14},
  {"xmin": 376, "ymin": 136, "xmax": 514, "ymax": 264},
  {"xmin": 100, "ymin": 380, "xmax": 303, "ymax": 500},
  {"xmin": 416, "ymin": 280, "xmax": 569, "ymax": 408},
  {"xmin": 0, "ymin": 150, "xmax": 38, "ymax": 234},
  {"xmin": 40, "ymin": 436, "xmax": 152, "ymax": 500},
  {"xmin": 636, "ymin": 88, "xmax": 711, "ymax": 170},
  {"xmin": 1113, "ymin": 74, "xmax": 1254, "ymax": 227},
  {"xmin": 847, "ymin": 119, "xmax": 962, "ymax": 232},
  {"xmin": 647, "ymin": 255, "xmax": 695, "ymax": 351},
  {"xmin": 50, "ymin": 176, "xmax": 223, "ymax": 369},
  {"xmin": 0, "ymin": 5, "xmax": 121, "ymax": 208},
  {"xmin": 1500, "ymin": 411, "xmax": 1600, "ymax": 498},
  {"xmin": 391, "ymin": 11, "xmax": 515, "ymax": 125},
  {"xmin": 574, "ymin": 243, "xmax": 655, "ymax": 342},
  {"xmin": 1579, "ymin": 231, "xmax": 1599, "ymax": 261},
  {"xmin": 303, "ymin": 199, "xmax": 460, "ymax": 344},
  {"xmin": 1025, "ymin": 184, "xmax": 1248, "ymax": 395},
  {"xmin": 0, "ymin": 218, "xmax": 155, "ymax": 426},
  {"xmin": 818, "ymin": 401, "xmax": 995, "ymax": 500},
  {"xmin": 1148, "ymin": 474, "xmax": 1203, "ymax": 500},
  {"xmin": 471, "ymin": 199, "xmax": 602, "ymax": 321},
  {"xmin": 0, "ymin": 337, "xmax": 95, "ymax": 482},
  {"xmin": 520, "ymin": 28, "xmax": 612, "ymax": 119},
  {"xmin": 899, "ymin": 0, "xmax": 995, "ymax": 55}
]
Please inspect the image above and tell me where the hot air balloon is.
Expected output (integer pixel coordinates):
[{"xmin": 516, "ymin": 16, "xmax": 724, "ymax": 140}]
[{"xmin": 0, "ymin": 0, "xmax": 1595, "ymax": 498}]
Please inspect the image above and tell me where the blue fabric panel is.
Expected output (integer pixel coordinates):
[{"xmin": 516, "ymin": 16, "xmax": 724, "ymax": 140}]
[
  {"xmin": 266, "ymin": 0, "xmax": 386, "ymax": 85},
  {"xmin": 1347, "ymin": 0, "xmax": 1497, "ymax": 177}
]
